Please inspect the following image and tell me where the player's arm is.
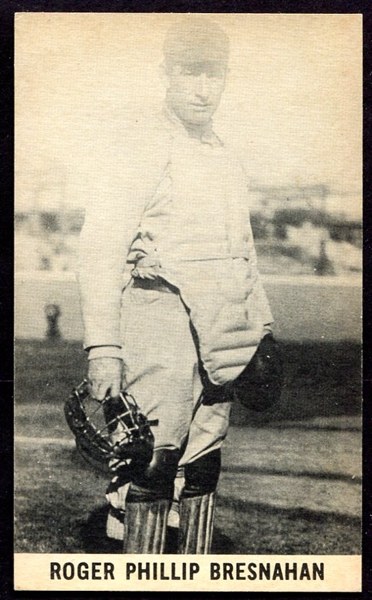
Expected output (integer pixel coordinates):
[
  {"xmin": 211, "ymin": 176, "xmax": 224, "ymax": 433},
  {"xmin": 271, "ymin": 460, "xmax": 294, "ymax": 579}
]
[
  {"xmin": 78, "ymin": 127, "xmax": 171, "ymax": 399},
  {"xmin": 78, "ymin": 179, "xmax": 144, "ymax": 398}
]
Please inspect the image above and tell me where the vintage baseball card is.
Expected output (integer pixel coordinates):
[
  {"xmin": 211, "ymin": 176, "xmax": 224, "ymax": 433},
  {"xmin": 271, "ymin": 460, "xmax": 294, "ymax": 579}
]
[{"xmin": 14, "ymin": 13, "xmax": 362, "ymax": 592}]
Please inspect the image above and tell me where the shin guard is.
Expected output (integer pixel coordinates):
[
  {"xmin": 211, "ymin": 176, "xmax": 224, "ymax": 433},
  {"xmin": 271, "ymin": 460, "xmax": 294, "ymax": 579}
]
[
  {"xmin": 123, "ymin": 498, "xmax": 171, "ymax": 554},
  {"xmin": 178, "ymin": 492, "xmax": 216, "ymax": 554}
]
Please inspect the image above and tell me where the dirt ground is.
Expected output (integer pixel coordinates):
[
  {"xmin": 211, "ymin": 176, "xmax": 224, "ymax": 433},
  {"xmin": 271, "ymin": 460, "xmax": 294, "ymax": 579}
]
[{"xmin": 14, "ymin": 339, "xmax": 361, "ymax": 554}]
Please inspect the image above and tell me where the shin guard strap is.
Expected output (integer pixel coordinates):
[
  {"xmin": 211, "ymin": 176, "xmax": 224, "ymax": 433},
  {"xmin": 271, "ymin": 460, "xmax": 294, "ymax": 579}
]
[
  {"xmin": 178, "ymin": 492, "xmax": 216, "ymax": 554},
  {"xmin": 123, "ymin": 498, "xmax": 171, "ymax": 554}
]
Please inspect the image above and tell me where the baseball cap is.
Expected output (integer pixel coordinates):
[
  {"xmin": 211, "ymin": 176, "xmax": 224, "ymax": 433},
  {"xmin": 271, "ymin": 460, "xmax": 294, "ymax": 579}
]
[{"xmin": 163, "ymin": 17, "xmax": 230, "ymax": 68}]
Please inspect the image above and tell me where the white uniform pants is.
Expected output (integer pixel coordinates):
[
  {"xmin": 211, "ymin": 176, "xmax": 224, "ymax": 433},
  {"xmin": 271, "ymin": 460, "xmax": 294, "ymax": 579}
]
[{"xmin": 120, "ymin": 278, "xmax": 232, "ymax": 466}]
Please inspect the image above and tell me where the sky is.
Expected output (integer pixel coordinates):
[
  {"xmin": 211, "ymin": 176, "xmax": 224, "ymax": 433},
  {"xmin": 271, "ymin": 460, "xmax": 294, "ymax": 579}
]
[{"xmin": 15, "ymin": 13, "xmax": 361, "ymax": 217}]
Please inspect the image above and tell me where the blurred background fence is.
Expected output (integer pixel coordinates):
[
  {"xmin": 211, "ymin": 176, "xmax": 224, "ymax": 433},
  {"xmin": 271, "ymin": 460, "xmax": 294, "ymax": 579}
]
[
  {"xmin": 15, "ymin": 180, "xmax": 362, "ymax": 344},
  {"xmin": 15, "ymin": 181, "xmax": 361, "ymax": 277}
]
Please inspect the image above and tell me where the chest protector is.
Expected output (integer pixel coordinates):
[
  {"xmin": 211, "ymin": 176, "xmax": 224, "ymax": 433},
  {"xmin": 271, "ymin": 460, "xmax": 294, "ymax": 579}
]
[{"xmin": 137, "ymin": 135, "xmax": 272, "ymax": 386}]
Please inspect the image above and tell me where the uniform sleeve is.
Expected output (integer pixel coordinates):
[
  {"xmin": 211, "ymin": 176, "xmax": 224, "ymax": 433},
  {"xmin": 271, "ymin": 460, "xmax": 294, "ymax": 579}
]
[
  {"xmin": 247, "ymin": 228, "xmax": 274, "ymax": 328},
  {"xmin": 243, "ymin": 183, "xmax": 274, "ymax": 328},
  {"xmin": 78, "ymin": 125, "xmax": 171, "ymax": 350},
  {"xmin": 79, "ymin": 183, "xmax": 142, "ymax": 349}
]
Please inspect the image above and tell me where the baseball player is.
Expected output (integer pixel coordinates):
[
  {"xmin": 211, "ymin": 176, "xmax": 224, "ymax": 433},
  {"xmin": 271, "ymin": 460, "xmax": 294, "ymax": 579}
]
[{"xmin": 78, "ymin": 16, "xmax": 274, "ymax": 554}]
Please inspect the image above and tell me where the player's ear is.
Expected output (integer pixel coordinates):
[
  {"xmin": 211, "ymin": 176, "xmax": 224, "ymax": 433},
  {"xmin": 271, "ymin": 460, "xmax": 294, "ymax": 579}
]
[{"xmin": 218, "ymin": 65, "xmax": 229, "ymax": 92}]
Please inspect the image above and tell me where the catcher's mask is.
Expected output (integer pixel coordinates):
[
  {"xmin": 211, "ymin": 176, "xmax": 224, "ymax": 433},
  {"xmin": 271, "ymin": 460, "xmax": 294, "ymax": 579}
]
[{"xmin": 64, "ymin": 380, "xmax": 157, "ymax": 472}]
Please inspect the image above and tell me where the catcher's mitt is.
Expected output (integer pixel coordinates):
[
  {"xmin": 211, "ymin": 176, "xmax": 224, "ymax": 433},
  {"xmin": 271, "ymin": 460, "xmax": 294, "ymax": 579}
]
[
  {"xmin": 64, "ymin": 380, "xmax": 157, "ymax": 472},
  {"xmin": 201, "ymin": 334, "xmax": 284, "ymax": 412},
  {"xmin": 233, "ymin": 333, "xmax": 284, "ymax": 412}
]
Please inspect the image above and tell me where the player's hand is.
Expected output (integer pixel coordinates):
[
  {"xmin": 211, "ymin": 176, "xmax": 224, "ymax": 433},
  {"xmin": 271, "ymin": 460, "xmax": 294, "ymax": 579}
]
[{"xmin": 88, "ymin": 357, "xmax": 124, "ymax": 400}]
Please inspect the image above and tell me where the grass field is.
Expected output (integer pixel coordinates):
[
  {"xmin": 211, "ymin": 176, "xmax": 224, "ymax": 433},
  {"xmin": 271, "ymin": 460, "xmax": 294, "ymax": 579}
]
[{"xmin": 15, "ymin": 339, "xmax": 362, "ymax": 554}]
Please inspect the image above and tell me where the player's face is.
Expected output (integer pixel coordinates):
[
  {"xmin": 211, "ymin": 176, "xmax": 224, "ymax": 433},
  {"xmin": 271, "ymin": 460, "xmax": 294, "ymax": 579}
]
[{"xmin": 166, "ymin": 62, "xmax": 227, "ymax": 127}]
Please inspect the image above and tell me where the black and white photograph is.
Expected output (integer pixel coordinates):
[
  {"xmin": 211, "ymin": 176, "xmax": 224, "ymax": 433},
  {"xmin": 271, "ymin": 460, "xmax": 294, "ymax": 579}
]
[{"xmin": 14, "ymin": 13, "xmax": 362, "ymax": 591}]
